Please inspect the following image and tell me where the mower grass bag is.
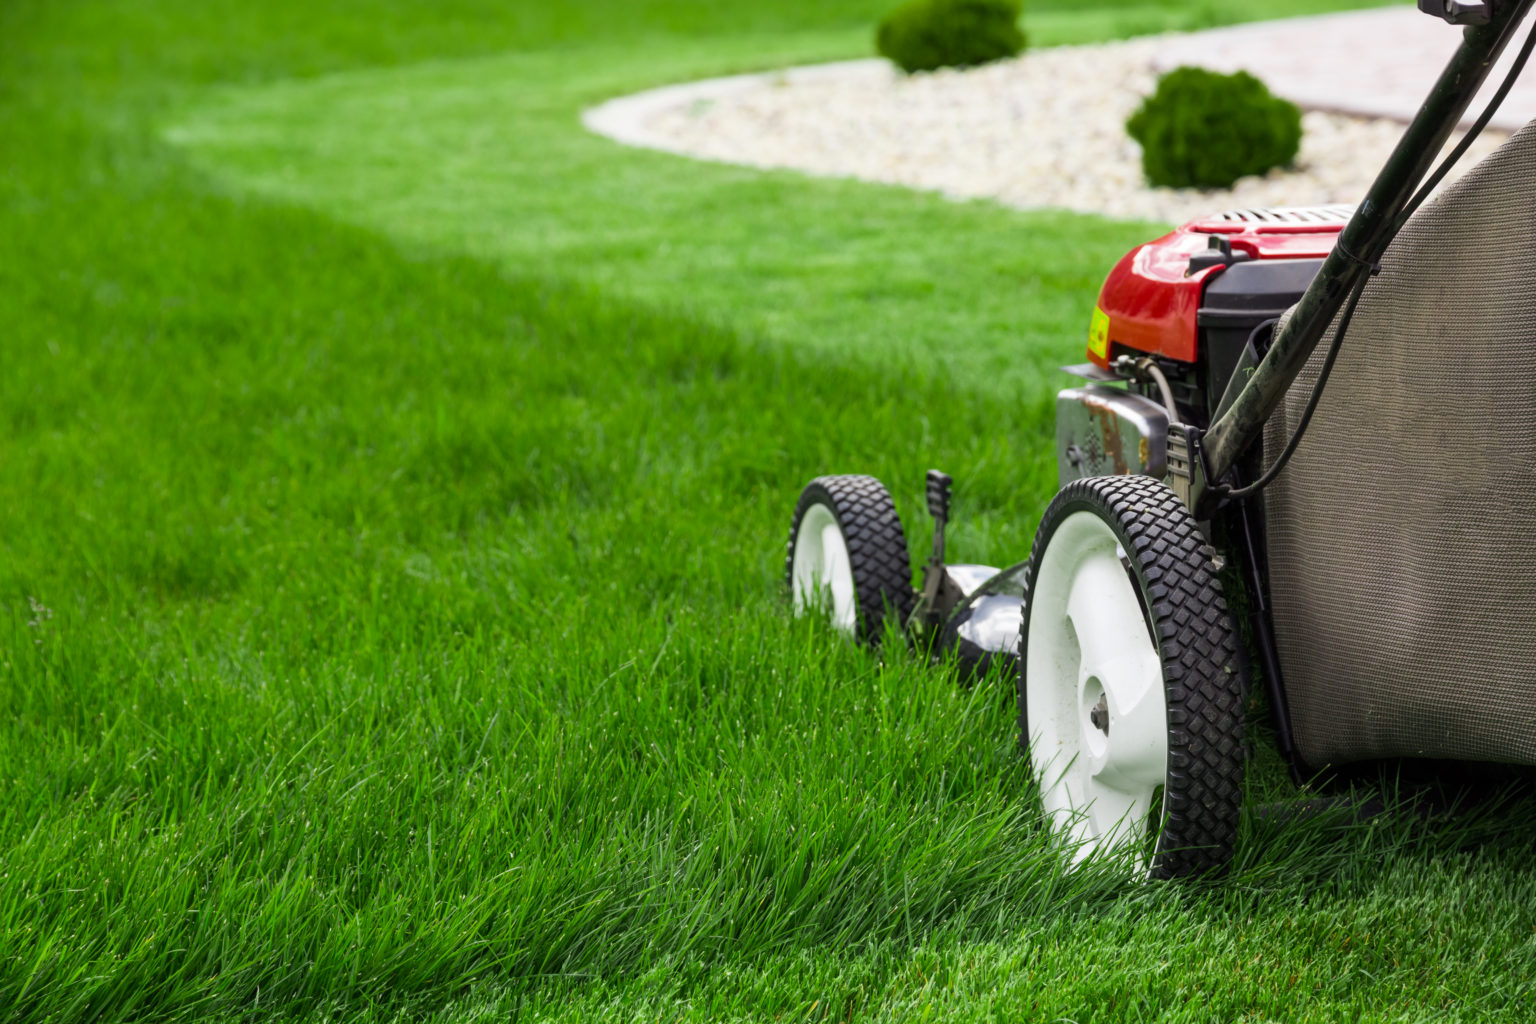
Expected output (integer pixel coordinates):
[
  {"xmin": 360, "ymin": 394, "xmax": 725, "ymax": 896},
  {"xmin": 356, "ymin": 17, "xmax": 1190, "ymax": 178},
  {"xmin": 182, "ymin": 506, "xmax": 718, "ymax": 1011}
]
[{"xmin": 1264, "ymin": 118, "xmax": 1536, "ymax": 769}]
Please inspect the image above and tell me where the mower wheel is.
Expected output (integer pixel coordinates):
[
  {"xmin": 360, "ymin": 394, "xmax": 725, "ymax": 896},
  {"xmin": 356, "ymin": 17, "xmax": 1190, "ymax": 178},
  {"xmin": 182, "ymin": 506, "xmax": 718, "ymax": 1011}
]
[
  {"xmin": 1020, "ymin": 475, "xmax": 1245, "ymax": 878},
  {"xmin": 786, "ymin": 475, "xmax": 914, "ymax": 644}
]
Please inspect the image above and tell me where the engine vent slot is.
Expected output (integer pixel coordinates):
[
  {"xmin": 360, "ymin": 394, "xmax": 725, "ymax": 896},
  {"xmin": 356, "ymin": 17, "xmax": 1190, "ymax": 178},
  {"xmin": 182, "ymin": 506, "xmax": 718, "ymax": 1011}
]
[{"xmin": 1206, "ymin": 204, "xmax": 1356, "ymax": 224}]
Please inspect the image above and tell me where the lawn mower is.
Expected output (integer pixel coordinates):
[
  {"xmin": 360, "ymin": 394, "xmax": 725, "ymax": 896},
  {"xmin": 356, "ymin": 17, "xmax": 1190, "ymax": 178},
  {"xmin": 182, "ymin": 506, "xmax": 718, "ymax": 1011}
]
[{"xmin": 785, "ymin": 0, "xmax": 1536, "ymax": 878}]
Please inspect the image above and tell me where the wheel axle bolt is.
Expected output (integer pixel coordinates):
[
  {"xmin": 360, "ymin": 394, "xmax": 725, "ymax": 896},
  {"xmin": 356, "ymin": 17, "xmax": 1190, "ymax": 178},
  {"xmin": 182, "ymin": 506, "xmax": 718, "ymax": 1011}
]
[{"xmin": 1089, "ymin": 696, "xmax": 1110, "ymax": 735}]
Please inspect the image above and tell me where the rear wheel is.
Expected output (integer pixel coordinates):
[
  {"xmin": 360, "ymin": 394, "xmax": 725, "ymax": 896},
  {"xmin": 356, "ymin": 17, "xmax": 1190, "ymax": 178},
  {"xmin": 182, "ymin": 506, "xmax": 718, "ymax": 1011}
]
[
  {"xmin": 786, "ymin": 475, "xmax": 914, "ymax": 644},
  {"xmin": 1020, "ymin": 475, "xmax": 1245, "ymax": 878}
]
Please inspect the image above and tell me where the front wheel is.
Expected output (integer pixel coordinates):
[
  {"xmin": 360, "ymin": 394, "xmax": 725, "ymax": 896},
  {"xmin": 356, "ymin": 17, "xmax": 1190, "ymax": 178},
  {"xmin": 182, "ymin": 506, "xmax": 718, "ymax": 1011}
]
[
  {"xmin": 1020, "ymin": 475, "xmax": 1245, "ymax": 878},
  {"xmin": 786, "ymin": 475, "xmax": 914, "ymax": 644}
]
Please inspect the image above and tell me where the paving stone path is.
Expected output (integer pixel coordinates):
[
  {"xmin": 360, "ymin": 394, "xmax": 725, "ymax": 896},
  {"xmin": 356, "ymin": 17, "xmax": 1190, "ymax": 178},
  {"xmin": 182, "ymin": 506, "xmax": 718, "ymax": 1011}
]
[{"xmin": 1153, "ymin": 7, "xmax": 1536, "ymax": 131}]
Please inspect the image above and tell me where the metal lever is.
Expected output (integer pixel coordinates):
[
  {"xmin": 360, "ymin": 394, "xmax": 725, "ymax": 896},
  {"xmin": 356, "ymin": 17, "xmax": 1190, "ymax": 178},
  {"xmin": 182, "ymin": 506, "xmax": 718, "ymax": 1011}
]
[
  {"xmin": 925, "ymin": 469, "xmax": 952, "ymax": 564},
  {"xmin": 1420, "ymin": 0, "xmax": 1491, "ymax": 25}
]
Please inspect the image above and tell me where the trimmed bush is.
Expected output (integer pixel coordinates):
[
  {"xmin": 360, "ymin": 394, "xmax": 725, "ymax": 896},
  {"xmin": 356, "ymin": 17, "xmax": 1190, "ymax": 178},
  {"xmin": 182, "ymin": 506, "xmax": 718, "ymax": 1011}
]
[
  {"xmin": 1126, "ymin": 66, "xmax": 1303, "ymax": 190},
  {"xmin": 876, "ymin": 0, "xmax": 1025, "ymax": 74}
]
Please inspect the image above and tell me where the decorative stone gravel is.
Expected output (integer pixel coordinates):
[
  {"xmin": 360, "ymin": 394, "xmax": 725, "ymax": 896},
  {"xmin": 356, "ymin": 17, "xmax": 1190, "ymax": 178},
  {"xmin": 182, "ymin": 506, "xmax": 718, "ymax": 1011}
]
[{"xmin": 585, "ymin": 36, "xmax": 1509, "ymax": 224}]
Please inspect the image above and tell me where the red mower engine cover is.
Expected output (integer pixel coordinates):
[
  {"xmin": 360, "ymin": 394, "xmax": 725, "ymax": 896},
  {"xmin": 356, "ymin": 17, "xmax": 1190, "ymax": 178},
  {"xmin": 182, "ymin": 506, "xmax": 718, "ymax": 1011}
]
[{"xmin": 1087, "ymin": 206, "xmax": 1351, "ymax": 369}]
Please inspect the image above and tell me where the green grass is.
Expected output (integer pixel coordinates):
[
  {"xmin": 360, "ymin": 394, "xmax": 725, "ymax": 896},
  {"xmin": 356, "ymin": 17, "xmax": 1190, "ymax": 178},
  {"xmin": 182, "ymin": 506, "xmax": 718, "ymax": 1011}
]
[{"xmin": 9, "ymin": 0, "xmax": 1536, "ymax": 1021}]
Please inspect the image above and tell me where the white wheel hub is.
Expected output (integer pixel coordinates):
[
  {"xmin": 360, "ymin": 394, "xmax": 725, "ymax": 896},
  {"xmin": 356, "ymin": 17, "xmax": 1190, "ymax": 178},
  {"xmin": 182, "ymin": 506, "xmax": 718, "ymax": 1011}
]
[
  {"xmin": 1026, "ymin": 511, "xmax": 1169, "ymax": 866},
  {"xmin": 791, "ymin": 503, "xmax": 857, "ymax": 635}
]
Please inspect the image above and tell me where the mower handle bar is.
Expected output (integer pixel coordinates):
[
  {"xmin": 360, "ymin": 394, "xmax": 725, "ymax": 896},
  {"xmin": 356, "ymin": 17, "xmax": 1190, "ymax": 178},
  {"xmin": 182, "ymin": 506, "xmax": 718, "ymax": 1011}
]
[{"xmin": 1201, "ymin": 0, "xmax": 1536, "ymax": 491}]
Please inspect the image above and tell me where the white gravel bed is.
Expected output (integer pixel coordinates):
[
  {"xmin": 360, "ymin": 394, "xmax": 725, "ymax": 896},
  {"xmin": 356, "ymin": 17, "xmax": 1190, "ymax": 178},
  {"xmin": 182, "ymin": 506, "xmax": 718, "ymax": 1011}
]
[{"xmin": 585, "ymin": 37, "xmax": 1509, "ymax": 224}]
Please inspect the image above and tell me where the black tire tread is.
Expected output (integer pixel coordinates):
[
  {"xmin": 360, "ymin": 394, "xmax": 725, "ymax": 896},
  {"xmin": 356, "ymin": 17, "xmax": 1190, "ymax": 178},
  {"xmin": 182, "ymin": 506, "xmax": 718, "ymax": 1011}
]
[
  {"xmin": 786, "ymin": 475, "xmax": 915, "ymax": 644},
  {"xmin": 1019, "ymin": 475, "xmax": 1246, "ymax": 879}
]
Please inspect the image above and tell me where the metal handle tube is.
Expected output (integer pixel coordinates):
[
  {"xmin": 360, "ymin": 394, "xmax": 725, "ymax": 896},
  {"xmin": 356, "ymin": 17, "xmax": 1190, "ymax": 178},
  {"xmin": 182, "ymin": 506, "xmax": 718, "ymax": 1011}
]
[{"xmin": 1203, "ymin": 0, "xmax": 1535, "ymax": 483}]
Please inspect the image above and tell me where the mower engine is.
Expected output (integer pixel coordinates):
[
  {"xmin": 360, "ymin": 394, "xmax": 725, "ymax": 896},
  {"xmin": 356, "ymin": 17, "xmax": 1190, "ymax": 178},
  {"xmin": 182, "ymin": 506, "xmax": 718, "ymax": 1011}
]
[{"xmin": 1058, "ymin": 206, "xmax": 1350, "ymax": 486}]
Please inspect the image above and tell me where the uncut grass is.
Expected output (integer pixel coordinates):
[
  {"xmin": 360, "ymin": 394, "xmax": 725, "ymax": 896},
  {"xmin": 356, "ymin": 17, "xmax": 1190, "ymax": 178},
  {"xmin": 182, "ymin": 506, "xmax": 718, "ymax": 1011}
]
[
  {"xmin": 313, "ymin": 814, "xmax": 1536, "ymax": 1023},
  {"xmin": 7, "ymin": 0, "xmax": 1534, "ymax": 1021},
  {"xmin": 9, "ymin": 216, "xmax": 1536, "ymax": 1022},
  {"xmin": 0, "ymin": 242, "xmax": 1066, "ymax": 1016}
]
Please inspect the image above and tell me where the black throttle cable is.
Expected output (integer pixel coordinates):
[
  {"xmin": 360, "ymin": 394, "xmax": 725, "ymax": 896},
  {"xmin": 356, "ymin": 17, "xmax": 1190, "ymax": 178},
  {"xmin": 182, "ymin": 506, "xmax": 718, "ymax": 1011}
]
[{"xmin": 1213, "ymin": 274, "xmax": 1371, "ymax": 499}]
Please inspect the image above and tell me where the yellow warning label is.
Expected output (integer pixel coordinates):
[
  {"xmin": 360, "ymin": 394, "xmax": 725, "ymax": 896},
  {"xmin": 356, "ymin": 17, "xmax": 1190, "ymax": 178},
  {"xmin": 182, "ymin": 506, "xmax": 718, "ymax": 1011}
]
[{"xmin": 1088, "ymin": 306, "xmax": 1110, "ymax": 360}]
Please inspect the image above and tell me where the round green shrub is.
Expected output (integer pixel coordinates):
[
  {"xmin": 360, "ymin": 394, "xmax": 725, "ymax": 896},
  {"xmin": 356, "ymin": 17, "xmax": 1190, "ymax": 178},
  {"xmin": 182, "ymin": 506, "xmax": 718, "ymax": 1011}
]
[
  {"xmin": 876, "ymin": 0, "xmax": 1025, "ymax": 74},
  {"xmin": 1126, "ymin": 66, "xmax": 1303, "ymax": 190}
]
